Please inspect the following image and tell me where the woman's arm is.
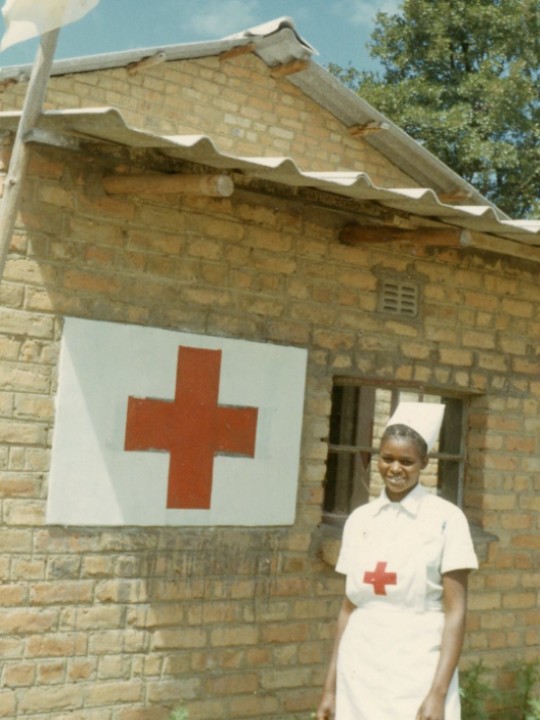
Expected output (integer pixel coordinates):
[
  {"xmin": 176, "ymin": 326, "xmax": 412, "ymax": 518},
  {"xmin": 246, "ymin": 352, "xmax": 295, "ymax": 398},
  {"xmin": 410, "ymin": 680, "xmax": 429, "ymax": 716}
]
[
  {"xmin": 316, "ymin": 596, "xmax": 356, "ymax": 720},
  {"xmin": 416, "ymin": 569, "xmax": 470, "ymax": 720}
]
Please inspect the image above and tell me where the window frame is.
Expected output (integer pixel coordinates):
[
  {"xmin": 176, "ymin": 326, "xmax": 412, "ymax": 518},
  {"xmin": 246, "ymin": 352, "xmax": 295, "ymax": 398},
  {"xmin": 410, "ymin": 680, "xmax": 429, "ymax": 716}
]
[{"xmin": 323, "ymin": 378, "xmax": 470, "ymax": 526}]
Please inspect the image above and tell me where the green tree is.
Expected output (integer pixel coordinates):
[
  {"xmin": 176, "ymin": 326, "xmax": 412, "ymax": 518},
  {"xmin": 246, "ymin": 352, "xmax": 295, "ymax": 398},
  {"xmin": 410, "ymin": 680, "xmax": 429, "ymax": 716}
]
[{"xmin": 331, "ymin": 0, "xmax": 540, "ymax": 218}]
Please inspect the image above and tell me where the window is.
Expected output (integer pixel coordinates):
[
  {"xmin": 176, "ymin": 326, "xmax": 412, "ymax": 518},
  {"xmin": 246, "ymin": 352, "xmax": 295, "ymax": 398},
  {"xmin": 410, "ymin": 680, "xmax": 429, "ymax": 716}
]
[{"xmin": 323, "ymin": 381, "xmax": 468, "ymax": 525}]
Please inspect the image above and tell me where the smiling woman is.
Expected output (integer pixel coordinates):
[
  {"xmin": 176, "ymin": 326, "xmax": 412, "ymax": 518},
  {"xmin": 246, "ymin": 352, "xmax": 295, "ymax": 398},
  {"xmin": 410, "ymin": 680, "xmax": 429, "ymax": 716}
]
[
  {"xmin": 377, "ymin": 429, "xmax": 428, "ymax": 501},
  {"xmin": 317, "ymin": 401, "xmax": 478, "ymax": 720}
]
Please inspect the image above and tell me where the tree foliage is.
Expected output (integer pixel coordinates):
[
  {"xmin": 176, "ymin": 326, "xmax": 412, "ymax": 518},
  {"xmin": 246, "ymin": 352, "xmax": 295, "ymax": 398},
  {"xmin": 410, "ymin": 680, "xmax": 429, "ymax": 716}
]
[{"xmin": 331, "ymin": 0, "xmax": 540, "ymax": 218}]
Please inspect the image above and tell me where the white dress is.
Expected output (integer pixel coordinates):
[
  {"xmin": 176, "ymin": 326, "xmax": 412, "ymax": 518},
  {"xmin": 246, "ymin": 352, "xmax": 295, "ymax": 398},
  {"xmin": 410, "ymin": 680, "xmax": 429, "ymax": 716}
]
[{"xmin": 335, "ymin": 484, "xmax": 478, "ymax": 720}]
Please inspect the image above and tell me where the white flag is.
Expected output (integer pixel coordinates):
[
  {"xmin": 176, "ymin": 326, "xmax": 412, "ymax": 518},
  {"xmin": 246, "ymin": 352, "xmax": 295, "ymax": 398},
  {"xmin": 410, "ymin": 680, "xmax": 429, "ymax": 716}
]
[
  {"xmin": 47, "ymin": 319, "xmax": 308, "ymax": 527},
  {"xmin": 0, "ymin": 0, "xmax": 99, "ymax": 51}
]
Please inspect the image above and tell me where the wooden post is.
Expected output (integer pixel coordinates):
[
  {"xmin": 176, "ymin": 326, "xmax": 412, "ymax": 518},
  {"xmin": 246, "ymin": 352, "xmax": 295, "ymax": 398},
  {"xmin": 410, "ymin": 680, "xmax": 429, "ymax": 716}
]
[
  {"xmin": 102, "ymin": 173, "xmax": 235, "ymax": 198},
  {"xmin": 0, "ymin": 29, "xmax": 60, "ymax": 283}
]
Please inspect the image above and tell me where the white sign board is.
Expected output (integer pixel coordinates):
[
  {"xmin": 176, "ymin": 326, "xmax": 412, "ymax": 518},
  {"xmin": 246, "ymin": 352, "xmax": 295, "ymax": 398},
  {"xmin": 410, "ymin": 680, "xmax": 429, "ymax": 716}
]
[{"xmin": 47, "ymin": 318, "xmax": 307, "ymax": 526}]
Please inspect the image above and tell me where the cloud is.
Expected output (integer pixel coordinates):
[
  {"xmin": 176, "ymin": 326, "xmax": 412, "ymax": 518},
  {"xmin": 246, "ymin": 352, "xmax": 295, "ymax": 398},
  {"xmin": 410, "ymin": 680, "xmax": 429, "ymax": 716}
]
[
  {"xmin": 332, "ymin": 0, "xmax": 401, "ymax": 27},
  {"xmin": 187, "ymin": 0, "xmax": 261, "ymax": 38}
]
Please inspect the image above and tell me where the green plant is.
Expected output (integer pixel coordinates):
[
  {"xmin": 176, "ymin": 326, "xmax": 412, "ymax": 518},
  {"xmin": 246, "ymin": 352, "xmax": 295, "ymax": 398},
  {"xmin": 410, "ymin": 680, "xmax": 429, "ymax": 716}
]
[
  {"xmin": 527, "ymin": 698, "xmax": 540, "ymax": 720},
  {"xmin": 167, "ymin": 706, "xmax": 189, "ymax": 720},
  {"xmin": 515, "ymin": 662, "xmax": 540, "ymax": 720},
  {"xmin": 460, "ymin": 661, "xmax": 494, "ymax": 720},
  {"xmin": 460, "ymin": 661, "xmax": 540, "ymax": 720}
]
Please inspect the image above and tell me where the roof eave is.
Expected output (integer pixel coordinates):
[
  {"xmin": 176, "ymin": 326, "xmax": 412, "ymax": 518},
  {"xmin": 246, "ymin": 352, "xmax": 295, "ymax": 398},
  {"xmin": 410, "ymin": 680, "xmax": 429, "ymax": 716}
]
[{"xmin": 0, "ymin": 107, "xmax": 537, "ymax": 264}]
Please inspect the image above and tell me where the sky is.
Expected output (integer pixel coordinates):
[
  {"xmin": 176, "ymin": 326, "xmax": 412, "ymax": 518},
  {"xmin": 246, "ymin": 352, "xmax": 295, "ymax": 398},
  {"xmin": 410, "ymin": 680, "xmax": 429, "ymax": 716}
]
[{"xmin": 0, "ymin": 0, "xmax": 401, "ymax": 72}]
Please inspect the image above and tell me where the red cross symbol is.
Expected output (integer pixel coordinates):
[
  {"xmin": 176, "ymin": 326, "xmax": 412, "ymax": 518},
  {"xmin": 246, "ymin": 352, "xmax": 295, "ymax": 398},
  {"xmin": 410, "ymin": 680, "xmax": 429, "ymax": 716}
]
[
  {"xmin": 124, "ymin": 346, "xmax": 258, "ymax": 510},
  {"xmin": 363, "ymin": 561, "xmax": 397, "ymax": 595}
]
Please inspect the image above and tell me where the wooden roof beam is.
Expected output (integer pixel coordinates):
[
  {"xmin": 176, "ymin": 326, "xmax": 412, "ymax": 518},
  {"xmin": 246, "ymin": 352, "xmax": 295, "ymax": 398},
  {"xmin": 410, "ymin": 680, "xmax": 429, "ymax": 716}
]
[
  {"xmin": 127, "ymin": 52, "xmax": 166, "ymax": 75},
  {"xmin": 219, "ymin": 43, "xmax": 256, "ymax": 61},
  {"xmin": 103, "ymin": 173, "xmax": 234, "ymax": 198},
  {"xmin": 437, "ymin": 190, "xmax": 474, "ymax": 204},
  {"xmin": 348, "ymin": 121, "xmax": 390, "ymax": 137},
  {"xmin": 340, "ymin": 223, "xmax": 540, "ymax": 263},
  {"xmin": 270, "ymin": 59, "xmax": 310, "ymax": 78}
]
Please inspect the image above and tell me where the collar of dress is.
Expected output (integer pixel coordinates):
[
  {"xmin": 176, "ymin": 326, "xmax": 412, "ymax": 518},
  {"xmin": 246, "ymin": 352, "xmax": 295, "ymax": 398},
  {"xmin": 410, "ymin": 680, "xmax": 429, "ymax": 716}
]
[{"xmin": 370, "ymin": 483, "xmax": 428, "ymax": 518}]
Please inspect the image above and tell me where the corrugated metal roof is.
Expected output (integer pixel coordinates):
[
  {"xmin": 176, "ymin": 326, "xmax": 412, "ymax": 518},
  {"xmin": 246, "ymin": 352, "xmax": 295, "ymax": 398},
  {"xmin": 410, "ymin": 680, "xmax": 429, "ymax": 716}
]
[
  {"xmin": 1, "ymin": 107, "xmax": 538, "ymax": 261},
  {"xmin": 0, "ymin": 17, "xmax": 502, "ymax": 216}
]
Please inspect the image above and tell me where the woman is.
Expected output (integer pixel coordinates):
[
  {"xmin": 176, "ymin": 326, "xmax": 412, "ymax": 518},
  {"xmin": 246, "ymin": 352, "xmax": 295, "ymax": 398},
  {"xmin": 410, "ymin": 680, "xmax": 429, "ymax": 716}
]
[{"xmin": 317, "ymin": 402, "xmax": 478, "ymax": 720}]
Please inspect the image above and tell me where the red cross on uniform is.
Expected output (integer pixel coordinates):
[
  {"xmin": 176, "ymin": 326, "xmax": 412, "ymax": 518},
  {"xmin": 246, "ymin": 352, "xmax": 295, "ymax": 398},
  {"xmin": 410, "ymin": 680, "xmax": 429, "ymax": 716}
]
[
  {"xmin": 124, "ymin": 346, "xmax": 258, "ymax": 510},
  {"xmin": 363, "ymin": 561, "xmax": 397, "ymax": 595}
]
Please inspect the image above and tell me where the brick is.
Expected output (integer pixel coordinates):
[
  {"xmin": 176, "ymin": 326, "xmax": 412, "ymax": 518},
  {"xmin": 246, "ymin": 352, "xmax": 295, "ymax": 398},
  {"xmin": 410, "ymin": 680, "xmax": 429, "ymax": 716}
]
[
  {"xmin": 67, "ymin": 658, "xmax": 97, "ymax": 682},
  {"xmin": 0, "ymin": 608, "xmax": 57, "ymax": 634},
  {"xmin": 0, "ymin": 691, "xmax": 16, "ymax": 718},
  {"xmin": 501, "ymin": 298, "xmax": 533, "ymax": 318},
  {"xmin": 30, "ymin": 581, "xmax": 94, "ymax": 605},
  {"xmin": 0, "ymin": 583, "xmax": 28, "ymax": 606},
  {"xmin": 25, "ymin": 633, "xmax": 87, "ymax": 658},
  {"xmin": 501, "ymin": 592, "xmax": 537, "ymax": 609},
  {"xmin": 84, "ymin": 680, "xmax": 143, "ymax": 706},
  {"xmin": 210, "ymin": 625, "xmax": 259, "ymax": 647},
  {"xmin": 18, "ymin": 685, "xmax": 83, "ymax": 713},
  {"xmin": 511, "ymin": 535, "xmax": 540, "ymax": 550},
  {"xmin": 97, "ymin": 656, "xmax": 131, "ymax": 680},
  {"xmin": 3, "ymin": 499, "xmax": 45, "ymax": 525},
  {"xmin": 260, "ymin": 666, "xmax": 312, "ymax": 690},
  {"xmin": 479, "ymin": 494, "xmax": 517, "ymax": 511},
  {"xmin": 63, "ymin": 269, "xmax": 123, "ymax": 295},
  {"xmin": 152, "ymin": 628, "xmax": 207, "ymax": 650},
  {"xmin": 312, "ymin": 329, "xmax": 355, "ymax": 351},
  {"xmin": 485, "ymin": 573, "xmax": 519, "ymax": 591},
  {"xmin": 76, "ymin": 606, "xmax": 124, "ymax": 630},
  {"xmin": 38, "ymin": 184, "xmax": 74, "ymax": 208},
  {"xmin": 37, "ymin": 659, "xmax": 67, "ymax": 684},
  {"xmin": 145, "ymin": 677, "xmax": 200, "ymax": 703},
  {"xmin": 462, "ymin": 330, "xmax": 496, "ymax": 350},
  {"xmin": 94, "ymin": 579, "xmax": 148, "ymax": 604},
  {"xmin": 468, "ymin": 593, "xmax": 501, "ymax": 611},
  {"xmin": 438, "ymin": 348, "xmax": 474, "ymax": 366},
  {"xmin": 3, "ymin": 662, "xmax": 36, "ymax": 687},
  {"xmin": 205, "ymin": 672, "xmax": 258, "ymax": 695},
  {"xmin": 500, "ymin": 513, "xmax": 533, "ymax": 530},
  {"xmin": 260, "ymin": 622, "xmax": 309, "ymax": 644}
]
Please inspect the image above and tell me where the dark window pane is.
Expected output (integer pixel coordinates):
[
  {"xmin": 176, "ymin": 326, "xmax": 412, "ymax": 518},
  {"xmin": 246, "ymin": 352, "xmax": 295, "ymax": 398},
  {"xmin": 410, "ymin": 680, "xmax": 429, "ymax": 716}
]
[{"xmin": 438, "ymin": 459, "xmax": 461, "ymax": 504}]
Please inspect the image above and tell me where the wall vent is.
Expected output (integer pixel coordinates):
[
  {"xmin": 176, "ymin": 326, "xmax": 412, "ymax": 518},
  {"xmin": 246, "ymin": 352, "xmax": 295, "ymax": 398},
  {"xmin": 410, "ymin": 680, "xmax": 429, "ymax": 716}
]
[{"xmin": 379, "ymin": 280, "xmax": 419, "ymax": 317}]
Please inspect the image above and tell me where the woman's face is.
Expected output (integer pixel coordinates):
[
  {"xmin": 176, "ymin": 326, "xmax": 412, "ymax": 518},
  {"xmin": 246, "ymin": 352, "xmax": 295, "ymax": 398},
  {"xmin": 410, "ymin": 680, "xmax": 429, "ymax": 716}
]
[{"xmin": 378, "ymin": 435, "xmax": 428, "ymax": 501}]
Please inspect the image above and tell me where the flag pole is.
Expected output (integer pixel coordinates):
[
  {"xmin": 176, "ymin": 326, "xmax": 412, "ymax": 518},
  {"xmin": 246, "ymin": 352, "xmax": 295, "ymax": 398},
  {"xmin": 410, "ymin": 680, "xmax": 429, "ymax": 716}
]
[{"xmin": 0, "ymin": 27, "xmax": 60, "ymax": 282}]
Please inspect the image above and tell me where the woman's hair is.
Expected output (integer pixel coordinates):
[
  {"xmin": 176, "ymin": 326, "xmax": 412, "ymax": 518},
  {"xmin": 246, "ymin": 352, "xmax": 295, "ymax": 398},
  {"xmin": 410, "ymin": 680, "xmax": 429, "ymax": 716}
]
[{"xmin": 381, "ymin": 423, "xmax": 428, "ymax": 459}]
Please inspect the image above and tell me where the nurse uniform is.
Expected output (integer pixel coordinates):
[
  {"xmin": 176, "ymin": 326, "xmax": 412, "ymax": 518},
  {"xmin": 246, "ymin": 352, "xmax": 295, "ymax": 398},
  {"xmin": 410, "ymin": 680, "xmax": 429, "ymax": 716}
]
[{"xmin": 335, "ymin": 483, "xmax": 478, "ymax": 720}]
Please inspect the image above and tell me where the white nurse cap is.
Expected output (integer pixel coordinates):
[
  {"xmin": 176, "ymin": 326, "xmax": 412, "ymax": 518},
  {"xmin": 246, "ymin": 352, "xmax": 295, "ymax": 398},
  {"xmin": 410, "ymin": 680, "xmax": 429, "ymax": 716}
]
[{"xmin": 385, "ymin": 401, "xmax": 445, "ymax": 451}]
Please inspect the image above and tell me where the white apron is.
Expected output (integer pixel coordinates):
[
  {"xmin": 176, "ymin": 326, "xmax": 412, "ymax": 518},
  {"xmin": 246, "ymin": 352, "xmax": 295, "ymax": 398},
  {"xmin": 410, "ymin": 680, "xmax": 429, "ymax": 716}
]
[{"xmin": 335, "ymin": 486, "xmax": 477, "ymax": 720}]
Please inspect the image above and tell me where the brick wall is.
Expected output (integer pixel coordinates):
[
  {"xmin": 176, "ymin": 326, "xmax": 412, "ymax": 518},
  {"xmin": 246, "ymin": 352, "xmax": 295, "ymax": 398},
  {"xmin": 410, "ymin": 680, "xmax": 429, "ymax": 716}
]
[
  {"xmin": 0, "ymin": 50, "xmax": 538, "ymax": 718},
  {"xmin": 0, "ymin": 137, "xmax": 538, "ymax": 718}
]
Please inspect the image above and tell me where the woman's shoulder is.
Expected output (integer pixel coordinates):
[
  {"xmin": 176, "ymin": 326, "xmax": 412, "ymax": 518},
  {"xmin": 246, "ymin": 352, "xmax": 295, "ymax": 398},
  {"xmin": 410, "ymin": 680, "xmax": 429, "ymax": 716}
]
[
  {"xmin": 342, "ymin": 500, "xmax": 378, "ymax": 532},
  {"xmin": 420, "ymin": 491, "xmax": 470, "ymax": 525}
]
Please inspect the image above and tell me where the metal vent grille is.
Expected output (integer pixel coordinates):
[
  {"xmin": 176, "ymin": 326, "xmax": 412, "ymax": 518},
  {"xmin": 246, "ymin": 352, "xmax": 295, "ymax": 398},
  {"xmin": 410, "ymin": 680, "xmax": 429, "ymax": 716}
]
[{"xmin": 379, "ymin": 281, "xmax": 418, "ymax": 316}]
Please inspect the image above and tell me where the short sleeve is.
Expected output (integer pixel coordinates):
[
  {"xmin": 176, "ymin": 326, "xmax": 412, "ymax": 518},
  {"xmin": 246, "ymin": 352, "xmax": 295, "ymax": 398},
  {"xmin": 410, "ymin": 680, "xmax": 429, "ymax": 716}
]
[{"xmin": 440, "ymin": 505, "xmax": 478, "ymax": 574}]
